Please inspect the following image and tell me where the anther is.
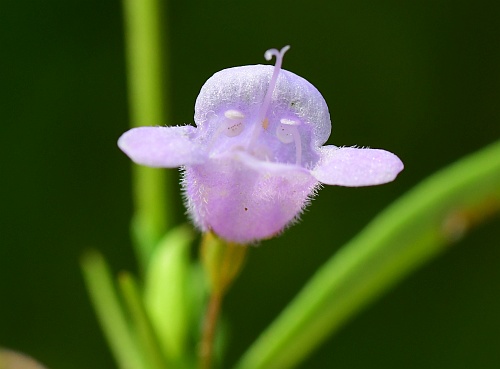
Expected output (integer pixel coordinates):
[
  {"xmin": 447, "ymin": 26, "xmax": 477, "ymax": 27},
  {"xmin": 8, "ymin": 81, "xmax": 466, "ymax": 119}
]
[
  {"xmin": 276, "ymin": 118, "xmax": 302, "ymax": 166},
  {"xmin": 223, "ymin": 109, "xmax": 245, "ymax": 137},
  {"xmin": 224, "ymin": 122, "xmax": 244, "ymax": 137}
]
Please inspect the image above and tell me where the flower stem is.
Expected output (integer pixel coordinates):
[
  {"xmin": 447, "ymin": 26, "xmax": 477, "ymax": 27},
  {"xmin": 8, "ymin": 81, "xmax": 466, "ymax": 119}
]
[
  {"xmin": 200, "ymin": 233, "xmax": 248, "ymax": 369},
  {"xmin": 199, "ymin": 290, "xmax": 223, "ymax": 369},
  {"xmin": 122, "ymin": 0, "xmax": 173, "ymax": 269}
]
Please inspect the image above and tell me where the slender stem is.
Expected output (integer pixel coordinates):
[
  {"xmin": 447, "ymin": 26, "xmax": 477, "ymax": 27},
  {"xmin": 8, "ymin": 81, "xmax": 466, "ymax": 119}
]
[
  {"xmin": 199, "ymin": 291, "xmax": 223, "ymax": 369},
  {"xmin": 235, "ymin": 139, "xmax": 500, "ymax": 369},
  {"xmin": 122, "ymin": 0, "xmax": 173, "ymax": 269},
  {"xmin": 200, "ymin": 233, "xmax": 248, "ymax": 369}
]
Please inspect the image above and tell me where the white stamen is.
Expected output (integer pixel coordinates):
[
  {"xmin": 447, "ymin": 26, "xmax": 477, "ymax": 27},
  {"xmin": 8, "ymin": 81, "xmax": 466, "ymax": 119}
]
[
  {"xmin": 208, "ymin": 109, "xmax": 246, "ymax": 153},
  {"xmin": 222, "ymin": 109, "xmax": 245, "ymax": 137},
  {"xmin": 276, "ymin": 118, "xmax": 302, "ymax": 166}
]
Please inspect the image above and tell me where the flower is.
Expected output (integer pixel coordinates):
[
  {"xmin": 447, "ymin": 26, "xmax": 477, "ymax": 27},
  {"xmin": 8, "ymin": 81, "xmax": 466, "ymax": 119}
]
[{"xmin": 118, "ymin": 46, "xmax": 404, "ymax": 244}]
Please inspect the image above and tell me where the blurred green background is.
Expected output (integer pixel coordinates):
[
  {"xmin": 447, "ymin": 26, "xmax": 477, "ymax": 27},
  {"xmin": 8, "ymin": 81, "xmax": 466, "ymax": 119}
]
[{"xmin": 1, "ymin": 0, "xmax": 499, "ymax": 368}]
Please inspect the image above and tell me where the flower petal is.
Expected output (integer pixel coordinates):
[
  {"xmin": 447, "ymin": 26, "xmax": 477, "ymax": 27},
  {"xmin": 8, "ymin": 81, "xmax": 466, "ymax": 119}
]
[
  {"xmin": 118, "ymin": 126, "xmax": 204, "ymax": 167},
  {"xmin": 183, "ymin": 152, "xmax": 318, "ymax": 243},
  {"xmin": 312, "ymin": 146, "xmax": 404, "ymax": 186}
]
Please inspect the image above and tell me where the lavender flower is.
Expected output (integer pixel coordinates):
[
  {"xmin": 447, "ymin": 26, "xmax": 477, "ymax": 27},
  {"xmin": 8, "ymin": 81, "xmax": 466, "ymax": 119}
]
[{"xmin": 118, "ymin": 46, "xmax": 403, "ymax": 244}]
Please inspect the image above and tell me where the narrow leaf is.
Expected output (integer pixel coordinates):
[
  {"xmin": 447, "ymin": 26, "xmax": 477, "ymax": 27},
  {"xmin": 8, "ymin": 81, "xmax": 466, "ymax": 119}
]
[{"xmin": 81, "ymin": 251, "xmax": 145, "ymax": 369}]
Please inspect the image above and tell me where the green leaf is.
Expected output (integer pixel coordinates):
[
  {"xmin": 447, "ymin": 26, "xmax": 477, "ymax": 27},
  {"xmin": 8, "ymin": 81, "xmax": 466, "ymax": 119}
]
[
  {"xmin": 118, "ymin": 272, "xmax": 169, "ymax": 369},
  {"xmin": 235, "ymin": 140, "xmax": 500, "ymax": 369},
  {"xmin": 144, "ymin": 225, "xmax": 194, "ymax": 361},
  {"xmin": 81, "ymin": 251, "xmax": 145, "ymax": 369}
]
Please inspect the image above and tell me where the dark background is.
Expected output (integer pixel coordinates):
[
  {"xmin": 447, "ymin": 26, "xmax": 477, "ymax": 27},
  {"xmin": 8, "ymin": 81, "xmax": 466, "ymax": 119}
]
[{"xmin": 1, "ymin": 0, "xmax": 499, "ymax": 368}]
